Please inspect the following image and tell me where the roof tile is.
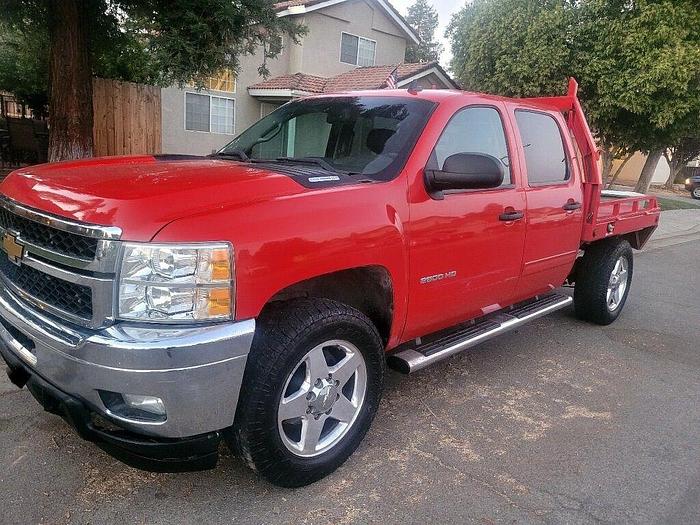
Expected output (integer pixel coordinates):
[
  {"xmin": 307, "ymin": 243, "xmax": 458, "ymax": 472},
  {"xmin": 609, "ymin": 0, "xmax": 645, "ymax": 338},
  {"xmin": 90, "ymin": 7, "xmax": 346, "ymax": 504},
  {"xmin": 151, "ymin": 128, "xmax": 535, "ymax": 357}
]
[{"xmin": 249, "ymin": 62, "xmax": 452, "ymax": 93}]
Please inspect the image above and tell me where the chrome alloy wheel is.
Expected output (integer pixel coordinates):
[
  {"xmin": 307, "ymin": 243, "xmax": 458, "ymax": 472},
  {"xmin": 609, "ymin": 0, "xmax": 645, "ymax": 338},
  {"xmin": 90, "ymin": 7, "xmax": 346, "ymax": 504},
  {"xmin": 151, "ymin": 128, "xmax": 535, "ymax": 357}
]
[
  {"xmin": 693, "ymin": 187, "xmax": 700, "ymax": 199},
  {"xmin": 606, "ymin": 256, "xmax": 629, "ymax": 311},
  {"xmin": 277, "ymin": 340, "xmax": 367, "ymax": 457}
]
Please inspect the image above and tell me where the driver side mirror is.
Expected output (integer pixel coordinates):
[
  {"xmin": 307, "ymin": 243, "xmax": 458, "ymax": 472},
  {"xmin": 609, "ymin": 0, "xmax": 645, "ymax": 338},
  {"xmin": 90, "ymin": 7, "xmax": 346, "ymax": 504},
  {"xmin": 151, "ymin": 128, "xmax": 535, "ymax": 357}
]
[{"xmin": 424, "ymin": 153, "xmax": 504, "ymax": 200}]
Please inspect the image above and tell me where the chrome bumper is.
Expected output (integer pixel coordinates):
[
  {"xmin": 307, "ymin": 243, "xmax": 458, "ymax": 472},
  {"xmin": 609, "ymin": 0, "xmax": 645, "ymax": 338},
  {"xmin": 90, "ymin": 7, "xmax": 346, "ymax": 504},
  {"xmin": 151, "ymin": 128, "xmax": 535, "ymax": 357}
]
[{"xmin": 0, "ymin": 285, "xmax": 255, "ymax": 439}]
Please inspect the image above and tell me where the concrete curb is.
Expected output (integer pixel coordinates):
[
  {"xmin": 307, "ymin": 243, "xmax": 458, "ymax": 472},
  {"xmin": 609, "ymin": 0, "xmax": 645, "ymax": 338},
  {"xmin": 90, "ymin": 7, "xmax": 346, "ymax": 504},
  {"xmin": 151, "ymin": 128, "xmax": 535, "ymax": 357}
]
[{"xmin": 642, "ymin": 209, "xmax": 700, "ymax": 252}]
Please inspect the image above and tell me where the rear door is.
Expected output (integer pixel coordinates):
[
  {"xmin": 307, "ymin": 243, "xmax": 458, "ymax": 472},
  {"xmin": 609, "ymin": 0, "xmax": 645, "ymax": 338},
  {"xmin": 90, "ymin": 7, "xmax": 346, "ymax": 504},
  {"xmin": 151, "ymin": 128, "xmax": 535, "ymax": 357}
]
[
  {"xmin": 510, "ymin": 109, "xmax": 584, "ymax": 300},
  {"xmin": 404, "ymin": 104, "xmax": 527, "ymax": 340}
]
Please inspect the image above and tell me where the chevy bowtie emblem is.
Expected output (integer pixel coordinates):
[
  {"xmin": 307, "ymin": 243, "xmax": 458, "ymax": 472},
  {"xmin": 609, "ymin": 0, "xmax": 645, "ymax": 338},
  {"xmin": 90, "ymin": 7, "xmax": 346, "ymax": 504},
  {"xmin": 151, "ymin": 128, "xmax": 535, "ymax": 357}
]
[{"xmin": 1, "ymin": 232, "xmax": 25, "ymax": 265}]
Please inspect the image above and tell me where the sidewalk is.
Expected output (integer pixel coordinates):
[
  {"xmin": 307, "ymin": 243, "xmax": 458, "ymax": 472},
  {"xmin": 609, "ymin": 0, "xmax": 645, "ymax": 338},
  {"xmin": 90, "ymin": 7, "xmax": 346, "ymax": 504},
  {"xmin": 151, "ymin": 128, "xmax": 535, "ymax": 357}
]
[{"xmin": 644, "ymin": 209, "xmax": 700, "ymax": 251}]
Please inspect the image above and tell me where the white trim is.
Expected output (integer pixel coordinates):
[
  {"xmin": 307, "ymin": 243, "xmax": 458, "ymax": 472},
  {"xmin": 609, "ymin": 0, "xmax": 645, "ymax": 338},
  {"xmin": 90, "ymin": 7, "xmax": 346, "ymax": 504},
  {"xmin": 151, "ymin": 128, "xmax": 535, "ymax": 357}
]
[
  {"xmin": 374, "ymin": 0, "xmax": 420, "ymax": 45},
  {"xmin": 397, "ymin": 67, "xmax": 459, "ymax": 89},
  {"xmin": 276, "ymin": 0, "xmax": 345, "ymax": 16},
  {"xmin": 184, "ymin": 91, "xmax": 236, "ymax": 135},
  {"xmin": 248, "ymin": 88, "xmax": 313, "ymax": 98},
  {"xmin": 340, "ymin": 32, "xmax": 377, "ymax": 66},
  {"xmin": 276, "ymin": 0, "xmax": 420, "ymax": 45}
]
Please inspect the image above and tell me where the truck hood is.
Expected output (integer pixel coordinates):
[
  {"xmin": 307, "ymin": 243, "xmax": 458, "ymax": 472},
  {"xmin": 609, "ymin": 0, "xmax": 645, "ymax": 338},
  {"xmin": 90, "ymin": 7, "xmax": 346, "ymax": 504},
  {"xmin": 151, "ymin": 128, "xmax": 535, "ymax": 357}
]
[{"xmin": 0, "ymin": 155, "xmax": 306, "ymax": 240}]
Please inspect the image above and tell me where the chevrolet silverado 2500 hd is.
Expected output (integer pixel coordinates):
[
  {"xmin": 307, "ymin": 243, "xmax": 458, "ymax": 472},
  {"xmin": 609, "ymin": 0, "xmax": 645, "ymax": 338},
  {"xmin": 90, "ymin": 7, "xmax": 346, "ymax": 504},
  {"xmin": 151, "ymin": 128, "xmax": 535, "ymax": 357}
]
[{"xmin": 0, "ymin": 79, "xmax": 660, "ymax": 487}]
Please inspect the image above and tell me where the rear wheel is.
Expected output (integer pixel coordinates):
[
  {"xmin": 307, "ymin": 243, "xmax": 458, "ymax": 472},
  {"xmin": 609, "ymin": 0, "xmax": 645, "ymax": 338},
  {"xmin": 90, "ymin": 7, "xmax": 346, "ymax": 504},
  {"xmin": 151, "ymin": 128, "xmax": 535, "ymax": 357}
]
[
  {"xmin": 574, "ymin": 239, "xmax": 634, "ymax": 325},
  {"xmin": 227, "ymin": 299, "xmax": 385, "ymax": 487}
]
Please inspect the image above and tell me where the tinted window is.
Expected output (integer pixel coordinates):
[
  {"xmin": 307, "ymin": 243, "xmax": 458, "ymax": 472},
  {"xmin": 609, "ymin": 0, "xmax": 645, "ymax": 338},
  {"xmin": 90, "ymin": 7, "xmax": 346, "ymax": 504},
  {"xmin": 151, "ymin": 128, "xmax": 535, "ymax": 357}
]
[
  {"xmin": 221, "ymin": 96, "xmax": 436, "ymax": 181},
  {"xmin": 433, "ymin": 107, "xmax": 511, "ymax": 185},
  {"xmin": 515, "ymin": 111, "xmax": 568, "ymax": 184}
]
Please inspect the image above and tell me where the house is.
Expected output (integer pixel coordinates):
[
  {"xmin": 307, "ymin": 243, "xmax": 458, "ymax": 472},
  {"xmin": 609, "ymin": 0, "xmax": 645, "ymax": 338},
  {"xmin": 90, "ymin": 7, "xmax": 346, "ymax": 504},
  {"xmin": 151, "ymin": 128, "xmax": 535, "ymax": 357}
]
[{"xmin": 161, "ymin": 0, "xmax": 459, "ymax": 156}]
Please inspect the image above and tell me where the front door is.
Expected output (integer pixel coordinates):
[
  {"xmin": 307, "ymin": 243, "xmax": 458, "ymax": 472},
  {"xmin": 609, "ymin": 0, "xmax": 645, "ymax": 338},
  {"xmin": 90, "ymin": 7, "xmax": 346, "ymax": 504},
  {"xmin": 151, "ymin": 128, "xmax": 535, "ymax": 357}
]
[{"xmin": 404, "ymin": 105, "xmax": 527, "ymax": 340}]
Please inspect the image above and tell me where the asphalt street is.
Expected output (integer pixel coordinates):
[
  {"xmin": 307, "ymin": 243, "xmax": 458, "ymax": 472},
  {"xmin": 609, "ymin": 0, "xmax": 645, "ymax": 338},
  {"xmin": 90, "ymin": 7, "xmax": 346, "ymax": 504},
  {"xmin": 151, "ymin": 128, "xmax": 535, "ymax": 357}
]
[{"xmin": 1, "ymin": 239, "xmax": 698, "ymax": 525}]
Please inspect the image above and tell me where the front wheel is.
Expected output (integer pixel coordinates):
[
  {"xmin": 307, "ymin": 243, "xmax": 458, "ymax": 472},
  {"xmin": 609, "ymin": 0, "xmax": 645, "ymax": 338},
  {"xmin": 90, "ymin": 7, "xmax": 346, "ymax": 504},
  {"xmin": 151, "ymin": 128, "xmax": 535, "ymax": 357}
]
[
  {"xmin": 574, "ymin": 239, "xmax": 634, "ymax": 325},
  {"xmin": 226, "ymin": 299, "xmax": 385, "ymax": 487},
  {"xmin": 691, "ymin": 187, "xmax": 700, "ymax": 200}
]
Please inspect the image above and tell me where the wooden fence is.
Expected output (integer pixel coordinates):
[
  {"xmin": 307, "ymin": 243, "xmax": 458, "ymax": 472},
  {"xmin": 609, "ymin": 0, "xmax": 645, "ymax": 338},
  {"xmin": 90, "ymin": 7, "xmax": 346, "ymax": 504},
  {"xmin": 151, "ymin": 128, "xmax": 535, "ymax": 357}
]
[{"xmin": 92, "ymin": 78, "xmax": 161, "ymax": 157}]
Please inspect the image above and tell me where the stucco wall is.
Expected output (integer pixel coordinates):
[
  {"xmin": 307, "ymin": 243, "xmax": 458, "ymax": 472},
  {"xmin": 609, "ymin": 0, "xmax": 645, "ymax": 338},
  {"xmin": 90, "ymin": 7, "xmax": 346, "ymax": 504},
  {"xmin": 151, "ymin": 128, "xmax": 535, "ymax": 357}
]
[
  {"xmin": 162, "ymin": 43, "xmax": 292, "ymax": 155},
  {"xmin": 296, "ymin": 0, "xmax": 407, "ymax": 77}
]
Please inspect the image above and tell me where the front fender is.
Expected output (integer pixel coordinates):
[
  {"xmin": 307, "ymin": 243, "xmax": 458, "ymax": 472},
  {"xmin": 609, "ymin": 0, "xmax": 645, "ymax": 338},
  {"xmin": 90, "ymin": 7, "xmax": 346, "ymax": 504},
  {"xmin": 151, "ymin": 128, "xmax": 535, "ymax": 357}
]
[{"xmin": 152, "ymin": 181, "xmax": 410, "ymax": 346}]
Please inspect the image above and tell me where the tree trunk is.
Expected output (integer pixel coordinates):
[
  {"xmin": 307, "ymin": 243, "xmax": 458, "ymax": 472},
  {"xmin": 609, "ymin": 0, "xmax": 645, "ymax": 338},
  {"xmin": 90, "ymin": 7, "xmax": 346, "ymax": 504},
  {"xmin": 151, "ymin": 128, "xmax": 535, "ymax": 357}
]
[
  {"xmin": 664, "ymin": 162, "xmax": 677, "ymax": 189},
  {"xmin": 634, "ymin": 149, "xmax": 663, "ymax": 194},
  {"xmin": 601, "ymin": 146, "xmax": 615, "ymax": 185},
  {"xmin": 606, "ymin": 153, "xmax": 633, "ymax": 189},
  {"xmin": 47, "ymin": 0, "xmax": 93, "ymax": 162},
  {"xmin": 670, "ymin": 165, "xmax": 685, "ymax": 189},
  {"xmin": 663, "ymin": 151, "xmax": 674, "ymax": 189}
]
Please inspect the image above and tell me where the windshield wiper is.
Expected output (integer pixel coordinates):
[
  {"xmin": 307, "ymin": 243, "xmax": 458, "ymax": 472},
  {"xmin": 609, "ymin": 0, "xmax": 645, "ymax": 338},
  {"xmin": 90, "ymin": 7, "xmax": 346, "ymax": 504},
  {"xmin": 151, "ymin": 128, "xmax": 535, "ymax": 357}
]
[
  {"xmin": 275, "ymin": 157, "xmax": 339, "ymax": 173},
  {"xmin": 210, "ymin": 149, "xmax": 249, "ymax": 162}
]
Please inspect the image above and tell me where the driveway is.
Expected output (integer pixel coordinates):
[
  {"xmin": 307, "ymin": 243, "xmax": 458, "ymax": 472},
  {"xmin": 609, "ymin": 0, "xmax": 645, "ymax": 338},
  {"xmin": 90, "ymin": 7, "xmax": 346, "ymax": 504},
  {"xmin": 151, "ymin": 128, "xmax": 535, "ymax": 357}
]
[{"xmin": 1, "ymin": 241, "xmax": 699, "ymax": 525}]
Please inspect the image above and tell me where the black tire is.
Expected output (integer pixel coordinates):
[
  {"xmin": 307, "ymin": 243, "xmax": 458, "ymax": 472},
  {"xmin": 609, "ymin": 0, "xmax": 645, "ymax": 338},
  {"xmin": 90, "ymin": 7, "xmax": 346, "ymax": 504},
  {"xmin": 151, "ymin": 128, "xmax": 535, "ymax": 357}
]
[
  {"xmin": 226, "ymin": 298, "xmax": 385, "ymax": 487},
  {"xmin": 691, "ymin": 187, "xmax": 700, "ymax": 200},
  {"xmin": 574, "ymin": 239, "xmax": 633, "ymax": 325}
]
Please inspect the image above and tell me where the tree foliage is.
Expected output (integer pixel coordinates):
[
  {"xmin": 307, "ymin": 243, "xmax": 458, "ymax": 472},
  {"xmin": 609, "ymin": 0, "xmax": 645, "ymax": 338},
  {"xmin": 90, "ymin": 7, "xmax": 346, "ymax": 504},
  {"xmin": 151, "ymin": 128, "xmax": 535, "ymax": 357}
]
[
  {"xmin": 574, "ymin": 0, "xmax": 700, "ymax": 154},
  {"xmin": 446, "ymin": 0, "xmax": 700, "ymax": 192},
  {"xmin": 404, "ymin": 0, "xmax": 442, "ymax": 63},
  {"xmin": 2, "ymin": 0, "xmax": 304, "ymax": 87},
  {"xmin": 0, "ymin": 0, "xmax": 305, "ymax": 160},
  {"xmin": 446, "ymin": 0, "xmax": 573, "ymax": 97},
  {"xmin": 0, "ymin": 22, "xmax": 48, "ymax": 116}
]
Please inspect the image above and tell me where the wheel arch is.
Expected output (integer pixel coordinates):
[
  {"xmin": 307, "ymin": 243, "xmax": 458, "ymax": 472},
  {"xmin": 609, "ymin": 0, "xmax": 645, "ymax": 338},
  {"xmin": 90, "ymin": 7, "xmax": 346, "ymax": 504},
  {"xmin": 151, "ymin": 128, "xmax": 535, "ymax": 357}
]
[
  {"xmin": 261, "ymin": 266, "xmax": 395, "ymax": 345},
  {"xmin": 568, "ymin": 235, "xmax": 637, "ymax": 285}
]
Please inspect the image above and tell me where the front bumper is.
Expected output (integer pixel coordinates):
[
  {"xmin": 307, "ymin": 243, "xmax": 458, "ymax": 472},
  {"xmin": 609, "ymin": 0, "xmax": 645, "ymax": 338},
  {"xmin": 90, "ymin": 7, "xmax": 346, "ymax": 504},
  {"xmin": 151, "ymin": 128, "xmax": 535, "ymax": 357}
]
[
  {"xmin": 0, "ymin": 284, "xmax": 255, "ymax": 469},
  {"xmin": 3, "ymin": 349, "xmax": 223, "ymax": 471}
]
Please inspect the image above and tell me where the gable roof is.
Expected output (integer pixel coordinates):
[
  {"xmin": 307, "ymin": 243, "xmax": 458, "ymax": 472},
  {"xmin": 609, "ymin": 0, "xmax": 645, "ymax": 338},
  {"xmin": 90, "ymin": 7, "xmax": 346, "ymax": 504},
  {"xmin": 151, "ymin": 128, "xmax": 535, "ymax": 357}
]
[
  {"xmin": 325, "ymin": 62, "xmax": 457, "ymax": 91},
  {"xmin": 273, "ymin": 0, "xmax": 420, "ymax": 45},
  {"xmin": 249, "ymin": 61, "xmax": 459, "ymax": 96}
]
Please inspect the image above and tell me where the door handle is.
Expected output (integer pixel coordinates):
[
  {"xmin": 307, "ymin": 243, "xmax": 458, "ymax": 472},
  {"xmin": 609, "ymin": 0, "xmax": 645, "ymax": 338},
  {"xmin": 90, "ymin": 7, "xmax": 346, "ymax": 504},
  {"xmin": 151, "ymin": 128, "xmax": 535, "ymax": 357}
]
[
  {"xmin": 499, "ymin": 210, "xmax": 524, "ymax": 221},
  {"xmin": 563, "ymin": 201, "xmax": 582, "ymax": 211}
]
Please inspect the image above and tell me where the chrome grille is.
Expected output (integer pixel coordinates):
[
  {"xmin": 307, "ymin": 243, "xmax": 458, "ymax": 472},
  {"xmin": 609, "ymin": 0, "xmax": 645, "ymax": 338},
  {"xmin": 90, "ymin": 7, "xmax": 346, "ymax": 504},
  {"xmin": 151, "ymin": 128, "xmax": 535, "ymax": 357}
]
[
  {"xmin": 0, "ymin": 257, "xmax": 93, "ymax": 318},
  {"xmin": 0, "ymin": 195, "xmax": 122, "ymax": 328},
  {"xmin": 0, "ymin": 207, "xmax": 99, "ymax": 259}
]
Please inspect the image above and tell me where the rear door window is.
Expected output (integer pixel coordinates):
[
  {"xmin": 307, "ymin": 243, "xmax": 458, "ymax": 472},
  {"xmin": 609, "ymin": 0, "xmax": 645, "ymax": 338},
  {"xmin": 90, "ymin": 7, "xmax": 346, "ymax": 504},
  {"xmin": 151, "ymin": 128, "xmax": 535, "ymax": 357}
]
[{"xmin": 515, "ymin": 110, "xmax": 569, "ymax": 184}]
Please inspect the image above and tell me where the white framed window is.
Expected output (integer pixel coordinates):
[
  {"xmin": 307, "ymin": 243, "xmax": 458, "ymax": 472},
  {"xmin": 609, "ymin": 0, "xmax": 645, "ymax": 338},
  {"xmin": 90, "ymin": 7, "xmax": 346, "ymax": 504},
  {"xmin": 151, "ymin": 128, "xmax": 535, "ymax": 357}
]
[
  {"xmin": 340, "ymin": 32, "xmax": 376, "ymax": 66},
  {"xmin": 185, "ymin": 92, "xmax": 235, "ymax": 135}
]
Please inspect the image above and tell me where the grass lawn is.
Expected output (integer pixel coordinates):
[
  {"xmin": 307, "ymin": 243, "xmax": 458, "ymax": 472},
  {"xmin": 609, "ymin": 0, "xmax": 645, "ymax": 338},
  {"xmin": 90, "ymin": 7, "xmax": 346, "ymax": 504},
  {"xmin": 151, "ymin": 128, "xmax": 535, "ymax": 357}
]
[{"xmin": 655, "ymin": 196, "xmax": 700, "ymax": 211}]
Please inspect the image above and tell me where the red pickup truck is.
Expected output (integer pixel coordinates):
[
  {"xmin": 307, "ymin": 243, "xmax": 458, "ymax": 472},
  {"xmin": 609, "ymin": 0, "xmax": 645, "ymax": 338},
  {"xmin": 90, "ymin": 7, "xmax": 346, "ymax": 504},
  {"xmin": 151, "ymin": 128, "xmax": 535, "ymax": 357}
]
[{"xmin": 0, "ymin": 79, "xmax": 659, "ymax": 487}]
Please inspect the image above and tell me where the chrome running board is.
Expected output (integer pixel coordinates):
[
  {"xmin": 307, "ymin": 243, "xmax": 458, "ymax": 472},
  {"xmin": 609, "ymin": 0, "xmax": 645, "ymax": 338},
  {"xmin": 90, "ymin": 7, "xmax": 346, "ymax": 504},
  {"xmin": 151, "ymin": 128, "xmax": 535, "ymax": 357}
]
[{"xmin": 387, "ymin": 293, "xmax": 573, "ymax": 374}]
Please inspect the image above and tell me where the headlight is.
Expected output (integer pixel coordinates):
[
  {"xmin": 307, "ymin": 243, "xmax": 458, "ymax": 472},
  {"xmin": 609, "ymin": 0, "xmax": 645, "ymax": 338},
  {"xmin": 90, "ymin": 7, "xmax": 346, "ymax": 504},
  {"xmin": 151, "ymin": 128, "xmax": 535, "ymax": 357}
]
[
  {"xmin": 118, "ymin": 243, "xmax": 233, "ymax": 322},
  {"xmin": 686, "ymin": 178, "xmax": 691, "ymax": 184}
]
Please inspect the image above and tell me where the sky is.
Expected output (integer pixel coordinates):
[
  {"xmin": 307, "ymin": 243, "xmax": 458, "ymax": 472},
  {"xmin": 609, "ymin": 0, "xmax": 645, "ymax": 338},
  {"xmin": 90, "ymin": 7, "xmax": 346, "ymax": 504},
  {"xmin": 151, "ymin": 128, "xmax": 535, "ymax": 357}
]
[{"xmin": 389, "ymin": 0, "xmax": 468, "ymax": 67}]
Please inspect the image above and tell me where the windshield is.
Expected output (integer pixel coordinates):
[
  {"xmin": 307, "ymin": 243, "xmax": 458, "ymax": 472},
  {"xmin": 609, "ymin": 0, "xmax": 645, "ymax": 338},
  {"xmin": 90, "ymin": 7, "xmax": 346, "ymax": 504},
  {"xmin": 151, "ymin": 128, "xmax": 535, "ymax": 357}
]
[{"xmin": 219, "ymin": 96, "xmax": 436, "ymax": 181}]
